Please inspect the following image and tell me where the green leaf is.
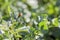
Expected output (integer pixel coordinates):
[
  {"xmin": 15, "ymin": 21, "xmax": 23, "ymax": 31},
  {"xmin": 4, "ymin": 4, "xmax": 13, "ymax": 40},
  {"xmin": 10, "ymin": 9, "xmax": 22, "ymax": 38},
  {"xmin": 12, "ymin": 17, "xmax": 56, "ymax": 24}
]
[
  {"xmin": 47, "ymin": 9, "xmax": 54, "ymax": 15},
  {"xmin": 52, "ymin": 18, "xmax": 58, "ymax": 27},
  {"xmin": 39, "ymin": 19, "xmax": 48, "ymax": 30}
]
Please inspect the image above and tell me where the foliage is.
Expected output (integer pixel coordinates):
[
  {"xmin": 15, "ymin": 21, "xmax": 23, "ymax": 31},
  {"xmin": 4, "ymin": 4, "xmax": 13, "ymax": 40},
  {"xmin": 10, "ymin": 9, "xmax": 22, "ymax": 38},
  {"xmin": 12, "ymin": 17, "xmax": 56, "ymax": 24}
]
[{"xmin": 0, "ymin": 0, "xmax": 60, "ymax": 40}]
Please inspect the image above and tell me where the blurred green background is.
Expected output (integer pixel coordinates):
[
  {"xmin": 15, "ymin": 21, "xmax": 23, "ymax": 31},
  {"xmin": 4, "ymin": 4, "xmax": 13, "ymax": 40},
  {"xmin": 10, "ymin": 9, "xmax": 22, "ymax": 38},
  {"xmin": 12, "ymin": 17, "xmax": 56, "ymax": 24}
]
[{"xmin": 0, "ymin": 0, "xmax": 60, "ymax": 40}]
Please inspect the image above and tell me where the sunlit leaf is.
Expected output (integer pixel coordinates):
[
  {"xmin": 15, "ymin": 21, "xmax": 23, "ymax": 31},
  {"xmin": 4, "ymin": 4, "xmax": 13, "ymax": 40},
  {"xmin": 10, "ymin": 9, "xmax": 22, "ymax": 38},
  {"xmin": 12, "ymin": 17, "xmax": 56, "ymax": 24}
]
[{"xmin": 52, "ymin": 18, "xmax": 58, "ymax": 27}]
